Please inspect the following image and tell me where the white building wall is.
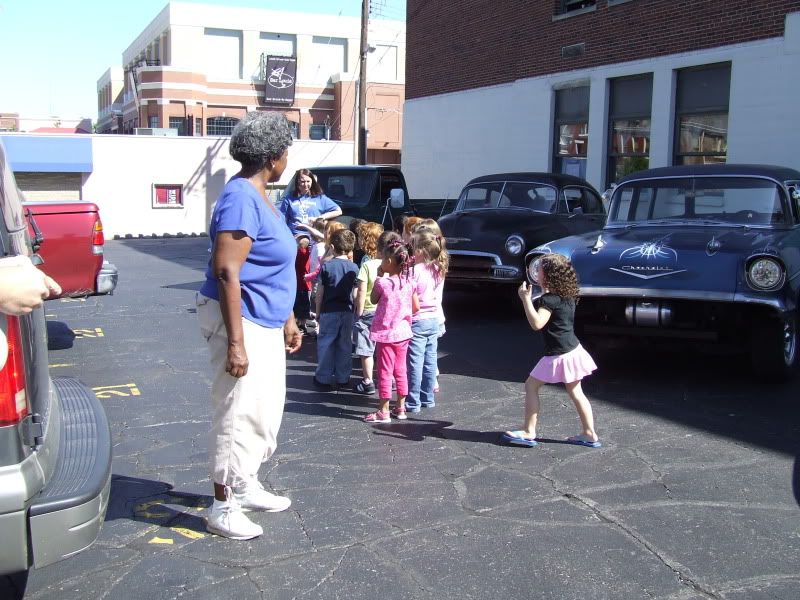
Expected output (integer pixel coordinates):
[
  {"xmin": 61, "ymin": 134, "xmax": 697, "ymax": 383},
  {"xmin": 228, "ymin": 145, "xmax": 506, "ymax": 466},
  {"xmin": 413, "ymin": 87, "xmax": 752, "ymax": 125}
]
[
  {"xmin": 403, "ymin": 12, "xmax": 800, "ymax": 199},
  {"xmin": 80, "ymin": 136, "xmax": 354, "ymax": 237}
]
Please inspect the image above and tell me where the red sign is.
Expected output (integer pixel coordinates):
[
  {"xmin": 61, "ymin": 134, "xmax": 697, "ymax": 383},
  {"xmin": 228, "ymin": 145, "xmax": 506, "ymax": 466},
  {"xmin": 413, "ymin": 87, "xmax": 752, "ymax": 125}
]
[{"xmin": 153, "ymin": 184, "xmax": 183, "ymax": 208}]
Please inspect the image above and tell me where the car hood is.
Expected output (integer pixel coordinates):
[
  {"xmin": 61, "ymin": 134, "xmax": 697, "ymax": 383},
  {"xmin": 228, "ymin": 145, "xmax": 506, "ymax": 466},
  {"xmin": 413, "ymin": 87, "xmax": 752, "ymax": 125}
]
[
  {"xmin": 540, "ymin": 225, "xmax": 792, "ymax": 294},
  {"xmin": 439, "ymin": 208, "xmax": 544, "ymax": 241}
]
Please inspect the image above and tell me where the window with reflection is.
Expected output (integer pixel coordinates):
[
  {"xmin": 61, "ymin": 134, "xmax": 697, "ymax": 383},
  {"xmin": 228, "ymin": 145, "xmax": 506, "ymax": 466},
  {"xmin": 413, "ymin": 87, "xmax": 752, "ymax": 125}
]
[
  {"xmin": 674, "ymin": 63, "xmax": 730, "ymax": 165},
  {"xmin": 553, "ymin": 86, "xmax": 590, "ymax": 179},
  {"xmin": 607, "ymin": 74, "xmax": 652, "ymax": 186}
]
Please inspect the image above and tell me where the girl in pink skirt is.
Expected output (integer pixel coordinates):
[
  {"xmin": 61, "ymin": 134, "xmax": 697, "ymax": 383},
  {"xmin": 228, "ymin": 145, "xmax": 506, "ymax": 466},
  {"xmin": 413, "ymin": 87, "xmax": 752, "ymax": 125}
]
[{"xmin": 502, "ymin": 254, "xmax": 600, "ymax": 448}]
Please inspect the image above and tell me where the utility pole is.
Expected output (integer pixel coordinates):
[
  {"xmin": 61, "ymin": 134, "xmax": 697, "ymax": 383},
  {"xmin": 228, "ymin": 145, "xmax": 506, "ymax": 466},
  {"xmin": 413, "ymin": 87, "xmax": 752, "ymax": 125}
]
[{"xmin": 358, "ymin": 0, "xmax": 369, "ymax": 165}]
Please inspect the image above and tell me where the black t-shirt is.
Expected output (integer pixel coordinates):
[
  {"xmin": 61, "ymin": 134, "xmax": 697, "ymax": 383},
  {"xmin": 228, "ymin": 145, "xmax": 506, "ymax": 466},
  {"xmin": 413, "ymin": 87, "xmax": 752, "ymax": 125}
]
[{"xmin": 534, "ymin": 293, "xmax": 579, "ymax": 356}]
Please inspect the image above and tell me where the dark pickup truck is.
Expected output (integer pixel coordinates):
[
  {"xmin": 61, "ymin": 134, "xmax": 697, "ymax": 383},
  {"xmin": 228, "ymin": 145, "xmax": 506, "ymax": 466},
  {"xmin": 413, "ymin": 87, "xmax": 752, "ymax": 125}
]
[{"xmin": 299, "ymin": 166, "xmax": 451, "ymax": 229}]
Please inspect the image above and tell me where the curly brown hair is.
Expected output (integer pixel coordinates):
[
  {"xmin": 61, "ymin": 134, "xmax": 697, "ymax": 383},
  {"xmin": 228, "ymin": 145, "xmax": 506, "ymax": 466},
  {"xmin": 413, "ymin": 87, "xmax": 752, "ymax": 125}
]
[
  {"xmin": 540, "ymin": 254, "xmax": 580, "ymax": 301},
  {"xmin": 358, "ymin": 221, "xmax": 384, "ymax": 259}
]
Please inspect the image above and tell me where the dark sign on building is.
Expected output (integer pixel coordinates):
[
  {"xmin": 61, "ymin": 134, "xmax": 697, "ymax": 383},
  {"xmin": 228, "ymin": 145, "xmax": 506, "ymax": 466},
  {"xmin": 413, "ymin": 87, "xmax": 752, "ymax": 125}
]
[{"xmin": 264, "ymin": 56, "xmax": 297, "ymax": 105}]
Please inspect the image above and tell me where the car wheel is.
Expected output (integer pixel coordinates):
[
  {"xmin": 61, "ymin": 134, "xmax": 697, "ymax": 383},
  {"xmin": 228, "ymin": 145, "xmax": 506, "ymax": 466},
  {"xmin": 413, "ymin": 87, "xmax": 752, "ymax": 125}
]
[
  {"xmin": 0, "ymin": 570, "xmax": 29, "ymax": 600},
  {"xmin": 750, "ymin": 315, "xmax": 798, "ymax": 381}
]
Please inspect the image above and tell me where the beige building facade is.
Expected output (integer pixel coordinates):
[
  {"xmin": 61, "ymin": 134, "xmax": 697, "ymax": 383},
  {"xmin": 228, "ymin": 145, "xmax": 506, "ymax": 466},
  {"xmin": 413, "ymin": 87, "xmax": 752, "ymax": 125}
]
[{"xmin": 96, "ymin": 2, "xmax": 405, "ymax": 164}]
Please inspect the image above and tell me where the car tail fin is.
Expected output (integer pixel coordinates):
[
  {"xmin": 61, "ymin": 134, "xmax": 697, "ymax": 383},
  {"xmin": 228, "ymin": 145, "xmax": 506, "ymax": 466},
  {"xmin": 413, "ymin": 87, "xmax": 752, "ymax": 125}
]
[
  {"xmin": 92, "ymin": 217, "xmax": 105, "ymax": 255},
  {"xmin": 0, "ymin": 315, "xmax": 29, "ymax": 426}
]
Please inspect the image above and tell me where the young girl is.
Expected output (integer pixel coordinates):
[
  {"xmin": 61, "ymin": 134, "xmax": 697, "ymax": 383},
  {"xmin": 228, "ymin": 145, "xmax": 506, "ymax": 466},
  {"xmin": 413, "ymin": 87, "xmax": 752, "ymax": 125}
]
[
  {"xmin": 352, "ymin": 223, "xmax": 386, "ymax": 395},
  {"xmin": 401, "ymin": 215, "xmax": 423, "ymax": 243},
  {"xmin": 405, "ymin": 228, "xmax": 448, "ymax": 413},
  {"xmin": 364, "ymin": 233, "xmax": 418, "ymax": 423},
  {"xmin": 411, "ymin": 219, "xmax": 448, "ymax": 393},
  {"xmin": 502, "ymin": 254, "xmax": 600, "ymax": 448}
]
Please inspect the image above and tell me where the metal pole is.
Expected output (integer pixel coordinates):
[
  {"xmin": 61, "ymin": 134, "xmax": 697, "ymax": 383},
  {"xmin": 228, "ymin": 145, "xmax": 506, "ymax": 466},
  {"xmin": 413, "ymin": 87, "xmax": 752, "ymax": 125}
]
[{"xmin": 358, "ymin": 0, "xmax": 369, "ymax": 165}]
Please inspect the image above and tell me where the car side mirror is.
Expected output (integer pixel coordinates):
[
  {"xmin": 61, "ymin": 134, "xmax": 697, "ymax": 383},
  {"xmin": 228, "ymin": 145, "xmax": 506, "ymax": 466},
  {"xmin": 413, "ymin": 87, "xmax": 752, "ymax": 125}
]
[
  {"xmin": 790, "ymin": 186, "xmax": 800, "ymax": 217},
  {"xmin": 389, "ymin": 188, "xmax": 405, "ymax": 209},
  {"xmin": 601, "ymin": 184, "xmax": 616, "ymax": 208}
]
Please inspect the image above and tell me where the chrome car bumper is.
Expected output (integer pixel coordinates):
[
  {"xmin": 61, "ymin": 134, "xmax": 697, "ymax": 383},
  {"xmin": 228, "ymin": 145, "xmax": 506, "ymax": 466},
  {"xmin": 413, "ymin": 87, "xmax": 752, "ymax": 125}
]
[
  {"xmin": 96, "ymin": 261, "xmax": 118, "ymax": 295},
  {"xmin": 448, "ymin": 250, "xmax": 522, "ymax": 283}
]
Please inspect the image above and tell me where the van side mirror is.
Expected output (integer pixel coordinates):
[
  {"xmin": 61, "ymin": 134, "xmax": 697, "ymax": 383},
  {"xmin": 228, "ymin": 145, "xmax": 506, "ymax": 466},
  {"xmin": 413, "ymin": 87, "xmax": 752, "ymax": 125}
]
[{"xmin": 389, "ymin": 188, "xmax": 405, "ymax": 209}]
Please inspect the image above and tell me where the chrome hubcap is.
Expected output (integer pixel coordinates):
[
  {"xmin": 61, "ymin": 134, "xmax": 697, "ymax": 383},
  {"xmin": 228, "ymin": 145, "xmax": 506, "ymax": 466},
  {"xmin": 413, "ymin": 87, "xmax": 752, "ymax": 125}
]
[{"xmin": 784, "ymin": 320, "xmax": 797, "ymax": 365}]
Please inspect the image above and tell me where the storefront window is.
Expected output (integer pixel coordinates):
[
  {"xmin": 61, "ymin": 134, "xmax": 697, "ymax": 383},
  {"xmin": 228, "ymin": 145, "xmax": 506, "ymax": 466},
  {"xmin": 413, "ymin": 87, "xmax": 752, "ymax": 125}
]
[
  {"xmin": 553, "ymin": 86, "xmax": 589, "ymax": 179},
  {"xmin": 674, "ymin": 63, "xmax": 730, "ymax": 165},
  {"xmin": 607, "ymin": 74, "xmax": 652, "ymax": 185}
]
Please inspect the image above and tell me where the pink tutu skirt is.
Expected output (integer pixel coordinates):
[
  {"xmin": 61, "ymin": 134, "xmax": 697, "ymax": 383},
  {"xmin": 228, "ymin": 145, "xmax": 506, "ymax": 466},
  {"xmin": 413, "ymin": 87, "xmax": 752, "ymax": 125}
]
[{"xmin": 531, "ymin": 344, "xmax": 597, "ymax": 384}]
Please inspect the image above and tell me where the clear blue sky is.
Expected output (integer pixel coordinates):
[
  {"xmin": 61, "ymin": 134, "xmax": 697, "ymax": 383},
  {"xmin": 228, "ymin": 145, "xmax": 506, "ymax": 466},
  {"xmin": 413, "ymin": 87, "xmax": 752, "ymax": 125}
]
[{"xmin": 0, "ymin": 0, "xmax": 404, "ymax": 120}]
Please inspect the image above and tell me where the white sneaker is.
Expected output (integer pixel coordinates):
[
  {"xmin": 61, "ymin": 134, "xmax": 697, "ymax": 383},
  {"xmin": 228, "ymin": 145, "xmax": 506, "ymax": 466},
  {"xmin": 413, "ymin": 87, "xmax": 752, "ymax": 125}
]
[
  {"xmin": 234, "ymin": 479, "xmax": 292, "ymax": 513},
  {"xmin": 206, "ymin": 490, "xmax": 263, "ymax": 540}
]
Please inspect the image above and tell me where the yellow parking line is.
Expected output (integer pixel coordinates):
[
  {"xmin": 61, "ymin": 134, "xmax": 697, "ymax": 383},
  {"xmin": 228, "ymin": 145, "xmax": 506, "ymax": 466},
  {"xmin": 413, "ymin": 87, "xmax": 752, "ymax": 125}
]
[
  {"xmin": 148, "ymin": 537, "xmax": 174, "ymax": 545},
  {"xmin": 74, "ymin": 327, "xmax": 104, "ymax": 338},
  {"xmin": 49, "ymin": 363, "xmax": 74, "ymax": 368},
  {"xmin": 92, "ymin": 383, "xmax": 141, "ymax": 398}
]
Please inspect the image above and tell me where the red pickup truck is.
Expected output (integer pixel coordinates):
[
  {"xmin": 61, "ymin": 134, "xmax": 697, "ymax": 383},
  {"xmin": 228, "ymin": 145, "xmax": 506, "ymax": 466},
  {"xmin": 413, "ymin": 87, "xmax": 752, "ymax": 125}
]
[{"xmin": 23, "ymin": 202, "xmax": 118, "ymax": 298}]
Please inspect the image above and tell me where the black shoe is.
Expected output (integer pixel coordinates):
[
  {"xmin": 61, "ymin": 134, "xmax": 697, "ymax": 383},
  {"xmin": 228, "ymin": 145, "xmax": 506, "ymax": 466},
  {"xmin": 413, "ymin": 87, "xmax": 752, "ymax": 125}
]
[
  {"xmin": 313, "ymin": 376, "xmax": 334, "ymax": 391},
  {"xmin": 353, "ymin": 379, "xmax": 376, "ymax": 394}
]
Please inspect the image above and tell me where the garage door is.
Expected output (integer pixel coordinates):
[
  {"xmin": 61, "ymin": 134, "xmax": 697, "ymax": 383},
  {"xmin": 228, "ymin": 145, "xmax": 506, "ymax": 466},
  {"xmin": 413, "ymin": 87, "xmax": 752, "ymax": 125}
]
[{"xmin": 14, "ymin": 172, "xmax": 82, "ymax": 201}]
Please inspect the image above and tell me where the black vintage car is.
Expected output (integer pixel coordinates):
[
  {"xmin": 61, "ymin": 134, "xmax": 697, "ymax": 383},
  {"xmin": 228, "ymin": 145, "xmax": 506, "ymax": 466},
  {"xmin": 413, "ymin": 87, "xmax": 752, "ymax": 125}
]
[
  {"xmin": 439, "ymin": 173, "xmax": 605, "ymax": 285},
  {"xmin": 524, "ymin": 164, "xmax": 800, "ymax": 379}
]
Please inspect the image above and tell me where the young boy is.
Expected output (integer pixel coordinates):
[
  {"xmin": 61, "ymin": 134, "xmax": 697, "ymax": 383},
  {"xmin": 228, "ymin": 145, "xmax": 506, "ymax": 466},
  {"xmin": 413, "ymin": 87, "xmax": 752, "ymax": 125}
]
[{"xmin": 313, "ymin": 229, "xmax": 359, "ymax": 389}]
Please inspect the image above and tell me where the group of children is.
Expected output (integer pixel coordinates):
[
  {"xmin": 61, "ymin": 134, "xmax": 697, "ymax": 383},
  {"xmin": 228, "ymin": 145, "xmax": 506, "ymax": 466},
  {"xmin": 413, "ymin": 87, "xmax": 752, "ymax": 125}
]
[
  {"xmin": 282, "ymin": 169, "xmax": 601, "ymax": 446},
  {"xmin": 302, "ymin": 215, "xmax": 447, "ymax": 424}
]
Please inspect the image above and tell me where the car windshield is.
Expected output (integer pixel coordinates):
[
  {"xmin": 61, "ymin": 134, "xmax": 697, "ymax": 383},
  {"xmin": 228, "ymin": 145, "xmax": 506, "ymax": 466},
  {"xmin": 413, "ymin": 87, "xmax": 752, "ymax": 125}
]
[
  {"xmin": 313, "ymin": 171, "xmax": 378, "ymax": 208},
  {"xmin": 608, "ymin": 177, "xmax": 787, "ymax": 226},
  {"xmin": 458, "ymin": 182, "xmax": 558, "ymax": 212}
]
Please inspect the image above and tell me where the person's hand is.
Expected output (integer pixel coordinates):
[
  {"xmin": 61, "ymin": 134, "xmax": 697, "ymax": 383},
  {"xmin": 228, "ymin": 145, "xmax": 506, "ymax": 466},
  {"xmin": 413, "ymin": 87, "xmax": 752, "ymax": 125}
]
[
  {"xmin": 284, "ymin": 319, "xmax": 302, "ymax": 354},
  {"xmin": 517, "ymin": 282, "xmax": 532, "ymax": 303},
  {"xmin": 0, "ymin": 257, "xmax": 62, "ymax": 315},
  {"xmin": 225, "ymin": 342, "xmax": 248, "ymax": 378}
]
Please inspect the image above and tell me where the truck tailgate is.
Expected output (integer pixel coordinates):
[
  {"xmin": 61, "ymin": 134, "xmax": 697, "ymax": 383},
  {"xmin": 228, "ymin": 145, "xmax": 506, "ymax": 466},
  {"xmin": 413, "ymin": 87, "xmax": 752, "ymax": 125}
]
[{"xmin": 24, "ymin": 202, "xmax": 103, "ymax": 298}]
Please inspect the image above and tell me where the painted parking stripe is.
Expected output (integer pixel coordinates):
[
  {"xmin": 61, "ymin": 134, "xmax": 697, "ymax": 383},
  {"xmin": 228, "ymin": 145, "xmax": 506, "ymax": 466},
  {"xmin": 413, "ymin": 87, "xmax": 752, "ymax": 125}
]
[
  {"xmin": 92, "ymin": 383, "xmax": 141, "ymax": 398},
  {"xmin": 49, "ymin": 363, "xmax": 75, "ymax": 368},
  {"xmin": 74, "ymin": 327, "xmax": 105, "ymax": 338}
]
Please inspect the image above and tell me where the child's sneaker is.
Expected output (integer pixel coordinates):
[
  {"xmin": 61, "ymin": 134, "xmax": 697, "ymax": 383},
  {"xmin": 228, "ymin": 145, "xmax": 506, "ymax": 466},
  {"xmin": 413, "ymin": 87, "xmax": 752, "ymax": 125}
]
[
  {"xmin": 304, "ymin": 318, "xmax": 318, "ymax": 335},
  {"xmin": 353, "ymin": 379, "xmax": 376, "ymax": 394},
  {"xmin": 233, "ymin": 479, "xmax": 291, "ymax": 512},
  {"xmin": 364, "ymin": 410, "xmax": 391, "ymax": 424},
  {"xmin": 390, "ymin": 406, "xmax": 407, "ymax": 420}
]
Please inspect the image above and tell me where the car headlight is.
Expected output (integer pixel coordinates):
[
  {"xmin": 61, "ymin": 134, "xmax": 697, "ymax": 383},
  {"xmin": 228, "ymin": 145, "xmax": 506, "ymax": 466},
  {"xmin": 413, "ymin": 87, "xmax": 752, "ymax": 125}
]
[
  {"xmin": 527, "ymin": 255, "xmax": 543, "ymax": 284},
  {"xmin": 746, "ymin": 257, "xmax": 784, "ymax": 291},
  {"xmin": 505, "ymin": 235, "xmax": 525, "ymax": 256}
]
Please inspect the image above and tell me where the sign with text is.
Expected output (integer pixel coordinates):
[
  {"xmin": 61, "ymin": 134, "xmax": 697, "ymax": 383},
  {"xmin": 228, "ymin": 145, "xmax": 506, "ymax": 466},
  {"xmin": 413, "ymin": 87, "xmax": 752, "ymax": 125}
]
[
  {"xmin": 264, "ymin": 55, "xmax": 297, "ymax": 105},
  {"xmin": 152, "ymin": 184, "xmax": 183, "ymax": 209}
]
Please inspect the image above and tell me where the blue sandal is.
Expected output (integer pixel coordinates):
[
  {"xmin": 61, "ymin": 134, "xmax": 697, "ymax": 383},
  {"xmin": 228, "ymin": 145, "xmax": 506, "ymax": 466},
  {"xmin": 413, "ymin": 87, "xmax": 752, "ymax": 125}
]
[
  {"xmin": 501, "ymin": 430, "xmax": 538, "ymax": 447},
  {"xmin": 566, "ymin": 435, "xmax": 601, "ymax": 448}
]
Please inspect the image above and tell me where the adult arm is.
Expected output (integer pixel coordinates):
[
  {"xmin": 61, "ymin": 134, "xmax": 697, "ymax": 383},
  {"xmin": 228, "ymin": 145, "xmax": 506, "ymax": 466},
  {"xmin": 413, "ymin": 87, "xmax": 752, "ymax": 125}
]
[
  {"xmin": 518, "ymin": 282, "xmax": 551, "ymax": 331},
  {"xmin": 318, "ymin": 195, "xmax": 342, "ymax": 221},
  {"xmin": 0, "ymin": 256, "xmax": 61, "ymax": 315},
  {"xmin": 296, "ymin": 222, "xmax": 324, "ymax": 241},
  {"xmin": 212, "ymin": 231, "xmax": 251, "ymax": 378}
]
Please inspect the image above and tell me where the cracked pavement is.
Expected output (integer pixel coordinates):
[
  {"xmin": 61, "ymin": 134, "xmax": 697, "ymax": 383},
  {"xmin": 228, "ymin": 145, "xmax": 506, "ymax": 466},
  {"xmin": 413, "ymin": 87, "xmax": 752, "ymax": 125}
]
[{"xmin": 17, "ymin": 239, "xmax": 800, "ymax": 600}]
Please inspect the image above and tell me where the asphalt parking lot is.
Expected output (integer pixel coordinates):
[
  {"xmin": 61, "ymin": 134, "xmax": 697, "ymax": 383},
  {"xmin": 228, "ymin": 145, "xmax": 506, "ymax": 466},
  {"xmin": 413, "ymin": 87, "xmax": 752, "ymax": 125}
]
[{"xmin": 17, "ymin": 238, "xmax": 800, "ymax": 599}]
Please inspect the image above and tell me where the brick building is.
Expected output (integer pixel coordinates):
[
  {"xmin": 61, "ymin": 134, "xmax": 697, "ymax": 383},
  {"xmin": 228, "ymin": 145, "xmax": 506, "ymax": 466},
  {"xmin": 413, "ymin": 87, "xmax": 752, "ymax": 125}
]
[
  {"xmin": 402, "ymin": 0, "xmax": 800, "ymax": 197},
  {"xmin": 96, "ymin": 2, "xmax": 405, "ymax": 164}
]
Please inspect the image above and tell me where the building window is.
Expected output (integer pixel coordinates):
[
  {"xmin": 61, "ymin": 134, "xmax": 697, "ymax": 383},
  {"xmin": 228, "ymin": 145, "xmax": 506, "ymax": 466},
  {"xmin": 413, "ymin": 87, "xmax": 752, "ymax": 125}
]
[
  {"xmin": 674, "ymin": 62, "xmax": 730, "ymax": 166},
  {"xmin": 607, "ymin": 74, "xmax": 653, "ymax": 186},
  {"xmin": 553, "ymin": 85, "xmax": 590, "ymax": 179},
  {"xmin": 148, "ymin": 116, "xmax": 160, "ymax": 128},
  {"xmin": 309, "ymin": 123, "xmax": 329, "ymax": 140},
  {"xmin": 195, "ymin": 117, "xmax": 203, "ymax": 136},
  {"xmin": 288, "ymin": 121, "xmax": 300, "ymax": 139},
  {"xmin": 169, "ymin": 116, "xmax": 187, "ymax": 136},
  {"xmin": 556, "ymin": 0, "xmax": 596, "ymax": 15},
  {"xmin": 206, "ymin": 116, "xmax": 240, "ymax": 136}
]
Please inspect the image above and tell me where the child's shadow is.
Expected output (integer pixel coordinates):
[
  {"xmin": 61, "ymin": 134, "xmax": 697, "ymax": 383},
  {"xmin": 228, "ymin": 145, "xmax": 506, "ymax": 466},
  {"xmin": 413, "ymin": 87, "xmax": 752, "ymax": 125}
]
[{"xmin": 370, "ymin": 419, "xmax": 506, "ymax": 445}]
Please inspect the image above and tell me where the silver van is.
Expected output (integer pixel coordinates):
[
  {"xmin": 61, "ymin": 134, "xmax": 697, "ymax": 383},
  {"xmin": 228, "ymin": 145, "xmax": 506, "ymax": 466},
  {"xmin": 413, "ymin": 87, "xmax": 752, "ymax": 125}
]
[{"xmin": 0, "ymin": 141, "xmax": 112, "ymax": 597}]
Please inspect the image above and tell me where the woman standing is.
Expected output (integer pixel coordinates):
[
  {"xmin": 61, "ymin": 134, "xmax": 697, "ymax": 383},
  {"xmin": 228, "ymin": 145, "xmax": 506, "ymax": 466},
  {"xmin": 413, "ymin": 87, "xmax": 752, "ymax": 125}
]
[
  {"xmin": 280, "ymin": 169, "xmax": 342, "ymax": 332},
  {"xmin": 197, "ymin": 112, "xmax": 302, "ymax": 540}
]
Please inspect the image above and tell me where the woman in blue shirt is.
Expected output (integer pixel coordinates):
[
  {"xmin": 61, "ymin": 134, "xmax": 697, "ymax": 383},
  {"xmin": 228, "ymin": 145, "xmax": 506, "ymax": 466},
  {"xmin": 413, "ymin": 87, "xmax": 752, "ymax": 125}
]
[
  {"xmin": 197, "ymin": 112, "xmax": 302, "ymax": 540},
  {"xmin": 280, "ymin": 169, "xmax": 342, "ymax": 331}
]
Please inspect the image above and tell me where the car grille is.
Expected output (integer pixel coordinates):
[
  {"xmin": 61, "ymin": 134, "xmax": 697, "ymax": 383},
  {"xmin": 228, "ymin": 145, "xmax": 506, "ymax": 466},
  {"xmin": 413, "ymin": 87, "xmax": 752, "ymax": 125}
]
[{"xmin": 449, "ymin": 253, "xmax": 499, "ymax": 280}]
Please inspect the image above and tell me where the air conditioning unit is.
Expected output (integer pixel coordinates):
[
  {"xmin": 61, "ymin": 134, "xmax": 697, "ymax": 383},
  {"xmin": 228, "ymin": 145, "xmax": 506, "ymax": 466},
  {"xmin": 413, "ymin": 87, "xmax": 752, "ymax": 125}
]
[{"xmin": 134, "ymin": 128, "xmax": 178, "ymax": 136}]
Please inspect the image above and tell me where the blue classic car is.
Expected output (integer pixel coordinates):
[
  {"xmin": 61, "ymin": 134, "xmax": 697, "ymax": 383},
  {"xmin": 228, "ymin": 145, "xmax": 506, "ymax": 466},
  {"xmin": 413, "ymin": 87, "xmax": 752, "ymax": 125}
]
[
  {"xmin": 524, "ymin": 164, "xmax": 800, "ymax": 379},
  {"xmin": 440, "ymin": 173, "xmax": 606, "ymax": 286}
]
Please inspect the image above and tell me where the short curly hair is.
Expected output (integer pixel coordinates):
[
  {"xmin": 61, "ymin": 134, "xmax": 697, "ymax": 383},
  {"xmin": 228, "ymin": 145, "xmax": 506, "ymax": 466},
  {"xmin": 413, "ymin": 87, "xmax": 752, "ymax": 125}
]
[
  {"xmin": 540, "ymin": 254, "xmax": 580, "ymax": 301},
  {"xmin": 229, "ymin": 112, "xmax": 293, "ymax": 170}
]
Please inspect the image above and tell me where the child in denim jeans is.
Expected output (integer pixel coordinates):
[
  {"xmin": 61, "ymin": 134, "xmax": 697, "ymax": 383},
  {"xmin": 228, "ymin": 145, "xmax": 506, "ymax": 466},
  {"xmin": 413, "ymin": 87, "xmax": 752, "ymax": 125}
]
[{"xmin": 313, "ymin": 229, "xmax": 359, "ymax": 389}]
